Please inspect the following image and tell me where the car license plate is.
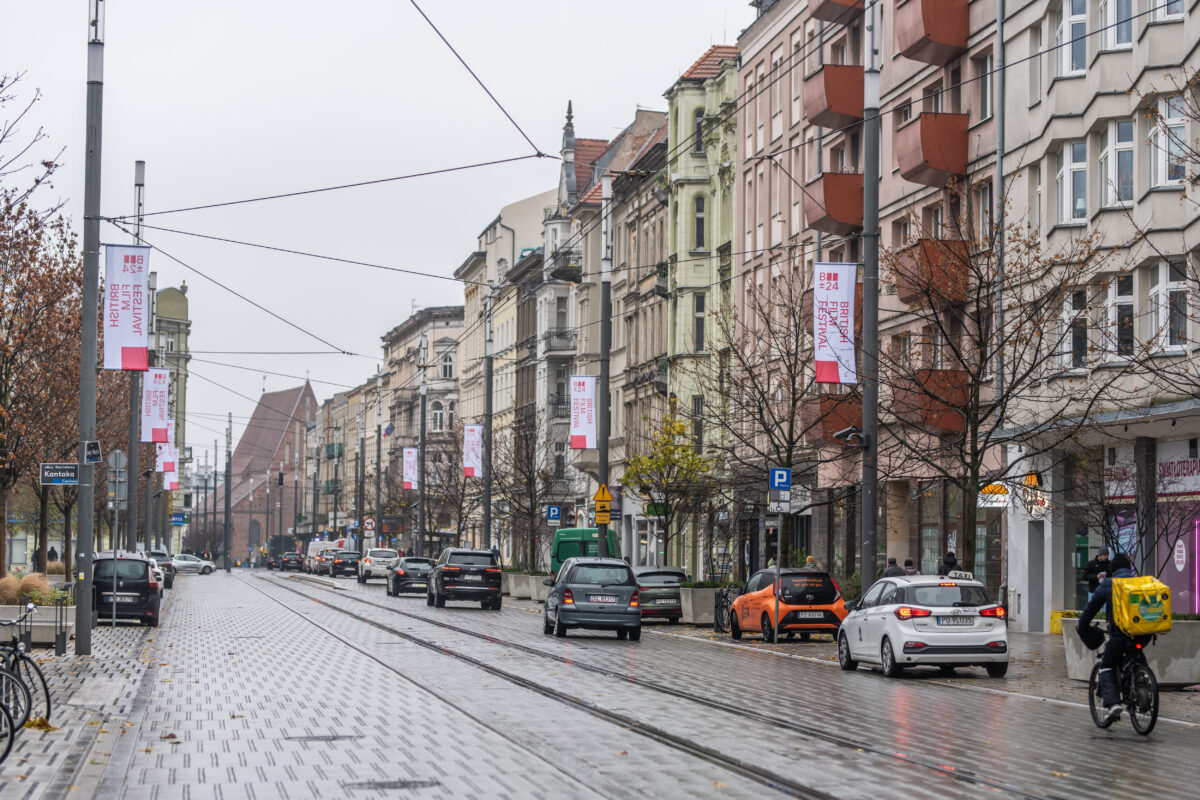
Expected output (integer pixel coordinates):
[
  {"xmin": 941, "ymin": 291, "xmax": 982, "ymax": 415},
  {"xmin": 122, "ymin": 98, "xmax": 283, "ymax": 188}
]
[
  {"xmin": 937, "ymin": 616, "xmax": 974, "ymax": 626},
  {"xmin": 103, "ymin": 593, "xmax": 137, "ymax": 604},
  {"xmin": 588, "ymin": 595, "xmax": 617, "ymax": 603},
  {"xmin": 460, "ymin": 574, "xmax": 482, "ymax": 581},
  {"xmin": 654, "ymin": 598, "xmax": 675, "ymax": 605},
  {"xmin": 795, "ymin": 611, "xmax": 823, "ymax": 619},
  {"xmin": 412, "ymin": 583, "xmax": 426, "ymax": 588}
]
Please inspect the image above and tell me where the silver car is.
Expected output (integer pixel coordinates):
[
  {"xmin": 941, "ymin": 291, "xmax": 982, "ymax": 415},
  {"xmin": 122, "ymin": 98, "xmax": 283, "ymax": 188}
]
[
  {"xmin": 171, "ymin": 553, "xmax": 216, "ymax": 574},
  {"xmin": 543, "ymin": 558, "xmax": 642, "ymax": 640}
]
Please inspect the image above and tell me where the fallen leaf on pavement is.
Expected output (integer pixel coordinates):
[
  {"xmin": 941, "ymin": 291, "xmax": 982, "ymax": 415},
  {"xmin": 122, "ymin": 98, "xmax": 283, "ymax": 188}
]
[{"xmin": 160, "ymin": 733, "xmax": 177, "ymax": 740}]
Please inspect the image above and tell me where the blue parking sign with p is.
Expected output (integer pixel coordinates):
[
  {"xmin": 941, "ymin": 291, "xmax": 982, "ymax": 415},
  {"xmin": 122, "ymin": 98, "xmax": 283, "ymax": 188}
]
[
  {"xmin": 769, "ymin": 467, "xmax": 792, "ymax": 490},
  {"xmin": 547, "ymin": 505, "xmax": 561, "ymax": 522}
]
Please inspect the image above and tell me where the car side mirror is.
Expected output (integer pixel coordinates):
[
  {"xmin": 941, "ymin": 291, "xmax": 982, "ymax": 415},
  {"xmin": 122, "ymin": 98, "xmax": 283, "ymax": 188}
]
[
  {"xmin": 542, "ymin": 578, "xmax": 554, "ymax": 586},
  {"xmin": 844, "ymin": 600, "xmax": 857, "ymax": 612}
]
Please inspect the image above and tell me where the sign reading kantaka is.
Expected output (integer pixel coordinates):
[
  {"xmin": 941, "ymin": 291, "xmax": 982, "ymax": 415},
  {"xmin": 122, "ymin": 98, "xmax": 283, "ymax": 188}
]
[
  {"xmin": 570, "ymin": 375, "xmax": 597, "ymax": 449},
  {"xmin": 463, "ymin": 424, "xmax": 483, "ymax": 477},
  {"xmin": 813, "ymin": 262, "xmax": 858, "ymax": 385},
  {"xmin": 103, "ymin": 244, "xmax": 151, "ymax": 371}
]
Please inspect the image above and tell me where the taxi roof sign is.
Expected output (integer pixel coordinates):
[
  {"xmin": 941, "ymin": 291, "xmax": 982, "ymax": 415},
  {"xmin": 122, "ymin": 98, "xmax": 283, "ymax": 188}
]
[{"xmin": 594, "ymin": 483, "xmax": 613, "ymax": 503}]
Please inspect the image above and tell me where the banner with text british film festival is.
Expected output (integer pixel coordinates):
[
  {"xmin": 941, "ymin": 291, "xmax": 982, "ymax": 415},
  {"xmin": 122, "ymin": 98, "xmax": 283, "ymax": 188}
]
[
  {"xmin": 569, "ymin": 375, "xmax": 597, "ymax": 449},
  {"xmin": 140, "ymin": 368, "xmax": 170, "ymax": 442},
  {"xmin": 166, "ymin": 418, "xmax": 176, "ymax": 447},
  {"xmin": 403, "ymin": 447, "xmax": 418, "ymax": 490},
  {"xmin": 102, "ymin": 244, "xmax": 151, "ymax": 370},
  {"xmin": 813, "ymin": 262, "xmax": 858, "ymax": 384},
  {"xmin": 462, "ymin": 424, "xmax": 483, "ymax": 477}
]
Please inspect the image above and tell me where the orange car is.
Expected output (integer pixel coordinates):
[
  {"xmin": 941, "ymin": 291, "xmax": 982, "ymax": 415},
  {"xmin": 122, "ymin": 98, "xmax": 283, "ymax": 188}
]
[{"xmin": 730, "ymin": 567, "xmax": 850, "ymax": 642}]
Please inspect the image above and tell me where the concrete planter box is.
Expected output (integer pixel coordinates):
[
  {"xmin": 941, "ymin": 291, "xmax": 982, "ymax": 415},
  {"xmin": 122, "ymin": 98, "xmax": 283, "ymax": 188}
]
[
  {"xmin": 680, "ymin": 588, "xmax": 717, "ymax": 625},
  {"xmin": 509, "ymin": 573, "xmax": 532, "ymax": 599},
  {"xmin": 1061, "ymin": 618, "xmax": 1200, "ymax": 687},
  {"xmin": 0, "ymin": 604, "xmax": 75, "ymax": 647},
  {"xmin": 532, "ymin": 578, "xmax": 551, "ymax": 603},
  {"xmin": 500, "ymin": 572, "xmax": 513, "ymax": 596}
]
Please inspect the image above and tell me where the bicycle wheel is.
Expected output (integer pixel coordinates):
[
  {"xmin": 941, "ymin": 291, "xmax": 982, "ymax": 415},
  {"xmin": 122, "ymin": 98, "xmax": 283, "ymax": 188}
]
[
  {"xmin": 0, "ymin": 667, "xmax": 30, "ymax": 730},
  {"xmin": 1128, "ymin": 663, "xmax": 1159, "ymax": 735},
  {"xmin": 1088, "ymin": 662, "xmax": 1113, "ymax": 728},
  {"xmin": 713, "ymin": 593, "xmax": 730, "ymax": 633},
  {"xmin": 0, "ymin": 701, "xmax": 14, "ymax": 764},
  {"xmin": 14, "ymin": 655, "xmax": 50, "ymax": 723}
]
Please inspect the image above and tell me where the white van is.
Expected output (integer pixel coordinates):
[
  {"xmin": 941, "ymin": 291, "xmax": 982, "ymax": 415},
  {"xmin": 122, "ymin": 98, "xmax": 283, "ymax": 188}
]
[{"xmin": 305, "ymin": 540, "xmax": 340, "ymax": 574}]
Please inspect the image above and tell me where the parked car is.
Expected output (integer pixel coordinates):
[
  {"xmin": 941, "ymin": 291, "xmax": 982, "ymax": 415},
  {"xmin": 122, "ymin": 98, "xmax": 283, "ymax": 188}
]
[
  {"xmin": 279, "ymin": 552, "xmax": 304, "ymax": 572},
  {"xmin": 147, "ymin": 558, "xmax": 166, "ymax": 591},
  {"xmin": 329, "ymin": 550, "xmax": 360, "ymax": 578},
  {"xmin": 387, "ymin": 557, "xmax": 434, "ymax": 596},
  {"xmin": 148, "ymin": 548, "xmax": 175, "ymax": 587},
  {"xmin": 306, "ymin": 541, "xmax": 340, "ymax": 574},
  {"xmin": 730, "ymin": 567, "xmax": 850, "ymax": 642},
  {"xmin": 93, "ymin": 550, "xmax": 161, "ymax": 627},
  {"xmin": 838, "ymin": 572, "xmax": 1009, "ymax": 678},
  {"xmin": 544, "ymin": 558, "xmax": 641, "ymax": 640},
  {"xmin": 172, "ymin": 553, "xmax": 216, "ymax": 574},
  {"xmin": 633, "ymin": 566, "xmax": 685, "ymax": 623},
  {"xmin": 358, "ymin": 548, "xmax": 399, "ymax": 583},
  {"xmin": 428, "ymin": 548, "xmax": 502, "ymax": 609}
]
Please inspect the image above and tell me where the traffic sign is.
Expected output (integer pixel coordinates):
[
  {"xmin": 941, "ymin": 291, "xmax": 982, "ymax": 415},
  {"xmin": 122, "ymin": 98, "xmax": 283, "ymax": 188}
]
[
  {"xmin": 594, "ymin": 483, "xmax": 613, "ymax": 503},
  {"xmin": 768, "ymin": 467, "xmax": 791, "ymax": 490},
  {"xmin": 364, "ymin": 517, "xmax": 376, "ymax": 531},
  {"xmin": 546, "ymin": 505, "xmax": 562, "ymax": 528},
  {"xmin": 768, "ymin": 489, "xmax": 791, "ymax": 514},
  {"xmin": 40, "ymin": 463, "xmax": 79, "ymax": 486},
  {"xmin": 84, "ymin": 440, "xmax": 102, "ymax": 464},
  {"xmin": 171, "ymin": 512, "xmax": 186, "ymax": 526},
  {"xmin": 595, "ymin": 510, "xmax": 611, "ymax": 525},
  {"xmin": 108, "ymin": 450, "xmax": 128, "ymax": 470},
  {"xmin": 595, "ymin": 501, "xmax": 611, "ymax": 513}
]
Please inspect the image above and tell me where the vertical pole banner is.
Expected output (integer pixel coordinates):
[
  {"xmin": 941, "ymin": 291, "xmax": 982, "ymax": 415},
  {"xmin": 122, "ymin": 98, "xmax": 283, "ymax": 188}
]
[
  {"xmin": 140, "ymin": 368, "xmax": 170, "ymax": 442},
  {"xmin": 103, "ymin": 244, "xmax": 151, "ymax": 370},
  {"xmin": 402, "ymin": 447, "xmax": 418, "ymax": 490},
  {"xmin": 166, "ymin": 418, "xmax": 176, "ymax": 447},
  {"xmin": 164, "ymin": 471, "xmax": 179, "ymax": 491},
  {"xmin": 462, "ymin": 424, "xmax": 482, "ymax": 477},
  {"xmin": 569, "ymin": 375, "xmax": 597, "ymax": 449},
  {"xmin": 813, "ymin": 262, "xmax": 858, "ymax": 384},
  {"xmin": 155, "ymin": 443, "xmax": 176, "ymax": 473}
]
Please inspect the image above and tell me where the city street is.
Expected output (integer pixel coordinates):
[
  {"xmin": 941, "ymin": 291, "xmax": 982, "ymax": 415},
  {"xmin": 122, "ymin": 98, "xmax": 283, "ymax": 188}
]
[{"xmin": 9, "ymin": 572, "xmax": 1195, "ymax": 799}]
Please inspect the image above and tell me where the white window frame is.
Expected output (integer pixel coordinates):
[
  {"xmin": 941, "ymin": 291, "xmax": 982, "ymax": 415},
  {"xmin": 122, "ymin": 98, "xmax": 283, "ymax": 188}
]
[
  {"xmin": 440, "ymin": 352, "xmax": 454, "ymax": 379},
  {"xmin": 1100, "ymin": 0, "xmax": 1133, "ymax": 50},
  {"xmin": 1155, "ymin": 0, "xmax": 1184, "ymax": 21},
  {"xmin": 1056, "ymin": 0, "xmax": 1086, "ymax": 76},
  {"xmin": 1151, "ymin": 96, "xmax": 1188, "ymax": 187},
  {"xmin": 1107, "ymin": 273, "xmax": 1135, "ymax": 358},
  {"xmin": 975, "ymin": 180, "xmax": 994, "ymax": 242},
  {"xmin": 694, "ymin": 292, "xmax": 706, "ymax": 352},
  {"xmin": 1060, "ymin": 288, "xmax": 1088, "ymax": 370},
  {"xmin": 431, "ymin": 401, "xmax": 444, "ymax": 433},
  {"xmin": 1057, "ymin": 141, "xmax": 1087, "ymax": 223},
  {"xmin": 1099, "ymin": 119, "xmax": 1134, "ymax": 206},
  {"xmin": 694, "ymin": 195, "xmax": 706, "ymax": 250},
  {"xmin": 1149, "ymin": 261, "xmax": 1189, "ymax": 350},
  {"xmin": 975, "ymin": 54, "xmax": 994, "ymax": 120},
  {"xmin": 693, "ymin": 108, "xmax": 706, "ymax": 154}
]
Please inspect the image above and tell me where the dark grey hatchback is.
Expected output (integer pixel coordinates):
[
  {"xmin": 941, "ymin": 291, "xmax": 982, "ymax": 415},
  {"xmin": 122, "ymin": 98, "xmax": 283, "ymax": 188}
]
[
  {"xmin": 93, "ymin": 550, "xmax": 161, "ymax": 627},
  {"xmin": 543, "ymin": 558, "xmax": 641, "ymax": 640}
]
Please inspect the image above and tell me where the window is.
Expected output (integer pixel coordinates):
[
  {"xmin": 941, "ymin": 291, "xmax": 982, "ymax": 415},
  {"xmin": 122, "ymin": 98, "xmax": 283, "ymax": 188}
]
[
  {"xmin": 923, "ymin": 82, "xmax": 943, "ymax": 113},
  {"xmin": 975, "ymin": 180, "xmax": 994, "ymax": 241},
  {"xmin": 1062, "ymin": 289, "xmax": 1088, "ymax": 369},
  {"xmin": 1031, "ymin": 164, "xmax": 1043, "ymax": 229},
  {"xmin": 897, "ymin": 99, "xmax": 912, "ymax": 125},
  {"xmin": 554, "ymin": 442, "xmax": 565, "ymax": 478},
  {"xmin": 930, "ymin": 326, "xmax": 946, "ymax": 369},
  {"xmin": 1098, "ymin": 120, "xmax": 1134, "ymax": 206},
  {"xmin": 1057, "ymin": 0, "xmax": 1086, "ymax": 76},
  {"xmin": 166, "ymin": 334, "xmax": 176, "ymax": 353},
  {"xmin": 692, "ymin": 395, "xmax": 704, "ymax": 454},
  {"xmin": 1149, "ymin": 261, "xmax": 1189, "ymax": 349},
  {"xmin": 693, "ymin": 108, "xmax": 705, "ymax": 153},
  {"xmin": 448, "ymin": 400, "xmax": 455, "ymax": 430},
  {"xmin": 1100, "ymin": 0, "xmax": 1132, "ymax": 49},
  {"xmin": 1108, "ymin": 274, "xmax": 1134, "ymax": 357},
  {"xmin": 694, "ymin": 195, "xmax": 706, "ymax": 250},
  {"xmin": 974, "ymin": 54, "xmax": 994, "ymax": 120},
  {"xmin": 1156, "ymin": 0, "xmax": 1183, "ymax": 21},
  {"xmin": 693, "ymin": 292, "xmax": 706, "ymax": 351},
  {"xmin": 1029, "ymin": 27, "xmax": 1043, "ymax": 102},
  {"xmin": 925, "ymin": 204, "xmax": 944, "ymax": 237},
  {"xmin": 1057, "ymin": 141, "xmax": 1087, "ymax": 222},
  {"xmin": 431, "ymin": 401, "xmax": 444, "ymax": 432},
  {"xmin": 440, "ymin": 352, "xmax": 454, "ymax": 379},
  {"xmin": 1151, "ymin": 96, "xmax": 1188, "ymax": 187}
]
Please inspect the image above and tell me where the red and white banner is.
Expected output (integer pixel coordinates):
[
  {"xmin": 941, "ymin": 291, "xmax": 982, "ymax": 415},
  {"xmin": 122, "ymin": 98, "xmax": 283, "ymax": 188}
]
[
  {"xmin": 140, "ymin": 368, "xmax": 170, "ymax": 442},
  {"xmin": 164, "ymin": 470, "xmax": 179, "ymax": 491},
  {"xmin": 463, "ymin": 424, "xmax": 482, "ymax": 477},
  {"xmin": 102, "ymin": 244, "xmax": 151, "ymax": 371},
  {"xmin": 156, "ymin": 443, "xmax": 177, "ymax": 473},
  {"xmin": 166, "ymin": 418, "xmax": 176, "ymax": 447},
  {"xmin": 813, "ymin": 262, "xmax": 858, "ymax": 384},
  {"xmin": 403, "ymin": 447, "xmax": 418, "ymax": 490},
  {"xmin": 569, "ymin": 375, "xmax": 597, "ymax": 449}
]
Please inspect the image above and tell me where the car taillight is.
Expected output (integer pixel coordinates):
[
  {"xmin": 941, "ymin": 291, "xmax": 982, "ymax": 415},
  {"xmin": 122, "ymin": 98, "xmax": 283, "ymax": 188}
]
[
  {"xmin": 485, "ymin": 567, "xmax": 501, "ymax": 573},
  {"xmin": 980, "ymin": 606, "xmax": 1006, "ymax": 618},
  {"xmin": 563, "ymin": 589, "xmax": 574, "ymax": 605},
  {"xmin": 396, "ymin": 569, "xmax": 406, "ymax": 576},
  {"xmin": 895, "ymin": 606, "xmax": 933, "ymax": 620},
  {"xmin": 443, "ymin": 566, "xmax": 461, "ymax": 571},
  {"xmin": 149, "ymin": 580, "xmax": 158, "ymax": 588},
  {"xmin": 364, "ymin": 558, "xmax": 371, "ymax": 564},
  {"xmin": 629, "ymin": 591, "xmax": 639, "ymax": 608},
  {"xmin": 335, "ymin": 560, "xmax": 344, "ymax": 564}
]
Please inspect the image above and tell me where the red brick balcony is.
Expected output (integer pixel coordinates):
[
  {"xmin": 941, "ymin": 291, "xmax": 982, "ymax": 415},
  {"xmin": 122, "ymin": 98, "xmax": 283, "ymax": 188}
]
[
  {"xmin": 803, "ymin": 65, "xmax": 864, "ymax": 129},
  {"xmin": 810, "ymin": 0, "xmax": 865, "ymax": 24},
  {"xmin": 893, "ymin": 239, "xmax": 969, "ymax": 306},
  {"xmin": 804, "ymin": 173, "xmax": 864, "ymax": 236},
  {"xmin": 802, "ymin": 393, "xmax": 864, "ymax": 446},
  {"xmin": 892, "ymin": 368, "xmax": 969, "ymax": 434},
  {"xmin": 802, "ymin": 283, "xmax": 864, "ymax": 336},
  {"xmin": 895, "ymin": 0, "xmax": 968, "ymax": 66},
  {"xmin": 896, "ymin": 113, "xmax": 968, "ymax": 187}
]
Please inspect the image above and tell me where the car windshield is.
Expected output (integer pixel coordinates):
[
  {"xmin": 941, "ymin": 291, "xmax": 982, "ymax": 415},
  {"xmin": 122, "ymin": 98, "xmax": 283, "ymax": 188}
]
[
  {"xmin": 778, "ymin": 573, "xmax": 838, "ymax": 603},
  {"xmin": 449, "ymin": 553, "xmax": 495, "ymax": 566},
  {"xmin": 94, "ymin": 559, "xmax": 148, "ymax": 580},
  {"xmin": 571, "ymin": 565, "xmax": 634, "ymax": 586},
  {"xmin": 369, "ymin": 550, "xmax": 395, "ymax": 559},
  {"xmin": 909, "ymin": 584, "xmax": 991, "ymax": 607},
  {"xmin": 405, "ymin": 559, "xmax": 433, "ymax": 568},
  {"xmin": 638, "ymin": 571, "xmax": 684, "ymax": 585}
]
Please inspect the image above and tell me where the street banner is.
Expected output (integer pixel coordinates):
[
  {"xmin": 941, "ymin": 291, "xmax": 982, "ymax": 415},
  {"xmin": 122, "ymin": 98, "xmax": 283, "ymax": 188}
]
[
  {"xmin": 102, "ymin": 244, "xmax": 151, "ymax": 370},
  {"xmin": 140, "ymin": 368, "xmax": 170, "ymax": 442},
  {"xmin": 166, "ymin": 418, "xmax": 176, "ymax": 447},
  {"xmin": 155, "ymin": 443, "xmax": 177, "ymax": 473},
  {"xmin": 164, "ymin": 470, "xmax": 179, "ymax": 491},
  {"xmin": 813, "ymin": 262, "xmax": 858, "ymax": 384},
  {"xmin": 569, "ymin": 375, "xmax": 597, "ymax": 449},
  {"xmin": 403, "ymin": 447, "xmax": 418, "ymax": 490},
  {"xmin": 463, "ymin": 424, "xmax": 482, "ymax": 477}
]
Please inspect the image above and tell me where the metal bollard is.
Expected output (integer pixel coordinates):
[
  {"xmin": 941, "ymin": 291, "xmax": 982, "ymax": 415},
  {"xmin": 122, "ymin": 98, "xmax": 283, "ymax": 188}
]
[
  {"xmin": 20, "ymin": 601, "xmax": 34, "ymax": 652},
  {"xmin": 55, "ymin": 596, "xmax": 69, "ymax": 656}
]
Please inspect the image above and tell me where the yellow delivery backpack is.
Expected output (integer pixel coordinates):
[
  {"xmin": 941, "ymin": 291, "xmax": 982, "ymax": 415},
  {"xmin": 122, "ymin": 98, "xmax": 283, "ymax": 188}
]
[{"xmin": 1111, "ymin": 576, "xmax": 1172, "ymax": 636}]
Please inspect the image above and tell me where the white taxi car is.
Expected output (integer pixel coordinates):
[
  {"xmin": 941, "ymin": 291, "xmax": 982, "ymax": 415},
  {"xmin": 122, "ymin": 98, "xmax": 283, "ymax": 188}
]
[{"xmin": 838, "ymin": 571, "xmax": 1008, "ymax": 678}]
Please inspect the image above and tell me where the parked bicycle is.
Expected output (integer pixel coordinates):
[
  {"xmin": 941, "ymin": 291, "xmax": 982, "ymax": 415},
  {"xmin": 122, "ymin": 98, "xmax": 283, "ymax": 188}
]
[
  {"xmin": 0, "ymin": 603, "xmax": 50, "ymax": 724},
  {"xmin": 713, "ymin": 585, "xmax": 742, "ymax": 633},
  {"xmin": 1088, "ymin": 638, "xmax": 1159, "ymax": 735}
]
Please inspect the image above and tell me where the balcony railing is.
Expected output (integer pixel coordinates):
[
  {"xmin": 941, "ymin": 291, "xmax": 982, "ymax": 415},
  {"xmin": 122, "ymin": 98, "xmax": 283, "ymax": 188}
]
[
  {"xmin": 895, "ymin": 0, "xmax": 968, "ymax": 66},
  {"xmin": 803, "ymin": 64, "xmax": 864, "ymax": 129},
  {"xmin": 803, "ymin": 173, "xmax": 864, "ymax": 236},
  {"xmin": 543, "ymin": 328, "xmax": 576, "ymax": 351},
  {"xmin": 892, "ymin": 368, "xmax": 969, "ymax": 434},
  {"xmin": 893, "ymin": 239, "xmax": 970, "ymax": 306},
  {"xmin": 810, "ymin": 0, "xmax": 865, "ymax": 24},
  {"xmin": 895, "ymin": 112, "xmax": 968, "ymax": 187},
  {"xmin": 801, "ymin": 393, "xmax": 864, "ymax": 446},
  {"xmin": 548, "ymin": 247, "xmax": 582, "ymax": 282},
  {"xmin": 549, "ymin": 394, "xmax": 570, "ymax": 418}
]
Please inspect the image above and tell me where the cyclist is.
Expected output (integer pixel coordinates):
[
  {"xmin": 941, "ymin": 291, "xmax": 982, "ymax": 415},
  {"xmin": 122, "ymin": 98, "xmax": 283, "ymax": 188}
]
[{"xmin": 1077, "ymin": 550, "xmax": 1135, "ymax": 723}]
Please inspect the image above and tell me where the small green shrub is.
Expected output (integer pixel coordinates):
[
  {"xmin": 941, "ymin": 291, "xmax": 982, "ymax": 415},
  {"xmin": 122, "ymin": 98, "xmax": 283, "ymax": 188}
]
[{"xmin": 26, "ymin": 587, "xmax": 74, "ymax": 606}]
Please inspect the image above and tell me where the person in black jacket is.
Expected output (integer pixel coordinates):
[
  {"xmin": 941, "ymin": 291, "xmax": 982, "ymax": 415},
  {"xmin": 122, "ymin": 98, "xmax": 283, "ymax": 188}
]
[
  {"xmin": 1082, "ymin": 547, "xmax": 1110, "ymax": 600},
  {"xmin": 1078, "ymin": 551, "xmax": 1136, "ymax": 722},
  {"xmin": 938, "ymin": 552, "xmax": 960, "ymax": 575},
  {"xmin": 882, "ymin": 557, "xmax": 906, "ymax": 577}
]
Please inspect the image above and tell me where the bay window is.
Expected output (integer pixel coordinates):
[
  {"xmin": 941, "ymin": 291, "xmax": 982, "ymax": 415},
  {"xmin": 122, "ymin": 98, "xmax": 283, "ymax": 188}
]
[
  {"xmin": 1100, "ymin": 0, "xmax": 1132, "ymax": 49},
  {"xmin": 1108, "ymin": 274, "xmax": 1134, "ymax": 358},
  {"xmin": 1099, "ymin": 120, "xmax": 1133, "ymax": 206},
  {"xmin": 1057, "ymin": 0, "xmax": 1086, "ymax": 76},
  {"xmin": 1151, "ymin": 96, "xmax": 1187, "ymax": 187},
  {"xmin": 1149, "ymin": 261, "xmax": 1189, "ymax": 350},
  {"xmin": 1057, "ymin": 141, "xmax": 1087, "ymax": 223}
]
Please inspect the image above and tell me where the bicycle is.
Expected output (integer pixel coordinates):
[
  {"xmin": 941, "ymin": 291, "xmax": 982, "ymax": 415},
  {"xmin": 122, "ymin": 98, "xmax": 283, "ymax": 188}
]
[
  {"xmin": 0, "ymin": 603, "xmax": 51, "ymax": 725},
  {"xmin": 713, "ymin": 585, "xmax": 742, "ymax": 633},
  {"xmin": 1088, "ymin": 637, "xmax": 1158, "ymax": 735}
]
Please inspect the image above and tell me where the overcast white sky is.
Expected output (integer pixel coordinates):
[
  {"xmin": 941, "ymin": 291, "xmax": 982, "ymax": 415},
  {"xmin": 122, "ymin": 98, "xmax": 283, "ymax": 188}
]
[{"xmin": 5, "ymin": 0, "xmax": 754, "ymax": 468}]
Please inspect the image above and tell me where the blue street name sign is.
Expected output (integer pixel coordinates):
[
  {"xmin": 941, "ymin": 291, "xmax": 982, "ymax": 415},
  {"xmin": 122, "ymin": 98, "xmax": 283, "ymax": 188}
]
[
  {"xmin": 171, "ymin": 512, "xmax": 186, "ymax": 526},
  {"xmin": 769, "ymin": 467, "xmax": 792, "ymax": 491}
]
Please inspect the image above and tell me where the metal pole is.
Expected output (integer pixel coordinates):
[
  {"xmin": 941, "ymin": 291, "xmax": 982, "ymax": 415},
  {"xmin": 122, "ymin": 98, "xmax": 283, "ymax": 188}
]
[
  {"xmin": 859, "ymin": 1, "xmax": 881, "ymax": 587},
  {"xmin": 357, "ymin": 410, "xmax": 364, "ymax": 554},
  {"xmin": 418, "ymin": 334, "xmax": 428, "ymax": 558},
  {"xmin": 482, "ymin": 284, "xmax": 494, "ymax": 549},
  {"xmin": 994, "ymin": 0, "xmax": 1008, "ymax": 594},
  {"xmin": 596, "ymin": 174, "xmax": 613, "ymax": 558},
  {"xmin": 126, "ymin": 161, "xmax": 145, "ymax": 552},
  {"xmin": 145, "ymin": 469, "xmax": 153, "ymax": 553},
  {"xmin": 224, "ymin": 413, "xmax": 232, "ymax": 572},
  {"xmin": 75, "ymin": 0, "xmax": 105, "ymax": 654},
  {"xmin": 313, "ymin": 439, "xmax": 321, "ymax": 542},
  {"xmin": 211, "ymin": 438, "xmax": 217, "ymax": 556},
  {"xmin": 375, "ymin": 373, "xmax": 382, "ymax": 551},
  {"xmin": 264, "ymin": 475, "xmax": 270, "ymax": 565}
]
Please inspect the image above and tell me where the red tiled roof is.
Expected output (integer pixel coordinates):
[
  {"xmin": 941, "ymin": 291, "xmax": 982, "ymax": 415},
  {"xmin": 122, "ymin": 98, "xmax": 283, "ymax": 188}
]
[
  {"xmin": 578, "ymin": 182, "xmax": 603, "ymax": 205},
  {"xmin": 231, "ymin": 383, "xmax": 314, "ymax": 482},
  {"xmin": 629, "ymin": 125, "xmax": 668, "ymax": 167},
  {"xmin": 574, "ymin": 138, "xmax": 609, "ymax": 195},
  {"xmin": 682, "ymin": 45, "xmax": 739, "ymax": 80}
]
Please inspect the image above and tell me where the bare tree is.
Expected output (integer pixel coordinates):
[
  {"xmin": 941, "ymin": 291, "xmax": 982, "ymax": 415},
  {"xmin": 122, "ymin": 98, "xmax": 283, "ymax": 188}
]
[{"xmin": 492, "ymin": 408, "xmax": 571, "ymax": 572}]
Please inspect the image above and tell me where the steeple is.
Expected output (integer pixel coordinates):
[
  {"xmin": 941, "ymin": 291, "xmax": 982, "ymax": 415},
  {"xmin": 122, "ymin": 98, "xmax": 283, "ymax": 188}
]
[
  {"xmin": 562, "ymin": 100, "xmax": 576, "ymax": 155},
  {"xmin": 560, "ymin": 101, "xmax": 578, "ymax": 206}
]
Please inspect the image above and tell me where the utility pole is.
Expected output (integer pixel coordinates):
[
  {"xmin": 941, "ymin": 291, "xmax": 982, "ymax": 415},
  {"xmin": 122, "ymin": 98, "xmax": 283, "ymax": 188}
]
[
  {"xmin": 375, "ymin": 372, "xmax": 383, "ymax": 551},
  {"xmin": 75, "ymin": 0, "xmax": 106, "ymax": 655},
  {"xmin": 860, "ymin": 0, "xmax": 882, "ymax": 586},
  {"xmin": 278, "ymin": 469, "xmax": 284, "ymax": 543},
  {"xmin": 418, "ymin": 333, "xmax": 428, "ymax": 558},
  {"xmin": 332, "ymin": 431, "xmax": 341, "ymax": 538},
  {"xmin": 482, "ymin": 283, "xmax": 494, "ymax": 549},
  {"xmin": 224, "ymin": 413, "xmax": 232, "ymax": 572},
  {"xmin": 211, "ymin": 438, "xmax": 218, "ymax": 555},
  {"xmin": 264, "ymin": 473, "xmax": 270, "ymax": 565},
  {"xmin": 125, "ymin": 160, "xmax": 145, "ymax": 552},
  {"xmin": 357, "ymin": 407, "xmax": 365, "ymax": 554},
  {"xmin": 312, "ymin": 436, "xmax": 321, "ymax": 541},
  {"xmin": 596, "ymin": 174, "xmax": 613, "ymax": 558}
]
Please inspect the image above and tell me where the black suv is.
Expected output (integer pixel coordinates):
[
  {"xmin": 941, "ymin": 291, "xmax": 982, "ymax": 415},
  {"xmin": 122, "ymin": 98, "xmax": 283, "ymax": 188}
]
[
  {"xmin": 93, "ymin": 550, "xmax": 161, "ymax": 627},
  {"xmin": 428, "ymin": 549, "xmax": 502, "ymax": 610},
  {"xmin": 280, "ymin": 552, "xmax": 304, "ymax": 572},
  {"xmin": 328, "ymin": 550, "xmax": 360, "ymax": 577},
  {"xmin": 388, "ymin": 557, "xmax": 434, "ymax": 596}
]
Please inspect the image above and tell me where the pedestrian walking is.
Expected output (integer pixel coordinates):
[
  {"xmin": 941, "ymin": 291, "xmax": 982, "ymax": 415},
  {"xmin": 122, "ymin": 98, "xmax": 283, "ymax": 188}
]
[
  {"xmin": 1083, "ymin": 547, "xmax": 1110, "ymax": 602},
  {"xmin": 48, "ymin": 546, "xmax": 59, "ymax": 563},
  {"xmin": 903, "ymin": 558, "xmax": 918, "ymax": 575},
  {"xmin": 767, "ymin": 556, "xmax": 777, "ymax": 568},
  {"xmin": 491, "ymin": 544, "xmax": 501, "ymax": 565},
  {"xmin": 882, "ymin": 557, "xmax": 905, "ymax": 577},
  {"xmin": 938, "ymin": 552, "xmax": 960, "ymax": 575}
]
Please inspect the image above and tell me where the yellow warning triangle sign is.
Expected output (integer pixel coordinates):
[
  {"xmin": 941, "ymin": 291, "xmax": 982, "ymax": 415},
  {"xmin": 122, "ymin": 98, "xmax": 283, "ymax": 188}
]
[{"xmin": 594, "ymin": 483, "xmax": 613, "ymax": 503}]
